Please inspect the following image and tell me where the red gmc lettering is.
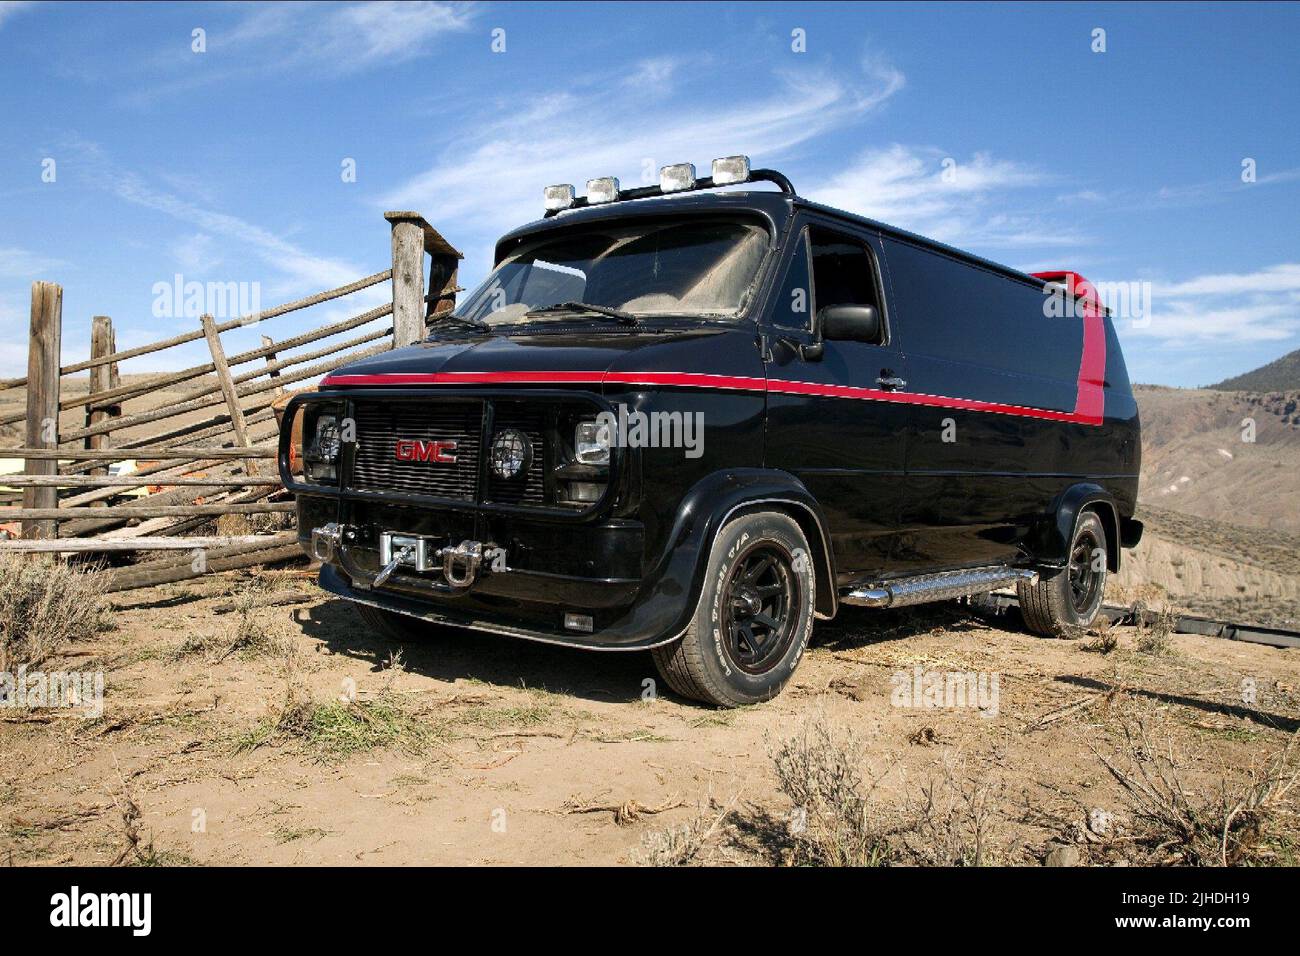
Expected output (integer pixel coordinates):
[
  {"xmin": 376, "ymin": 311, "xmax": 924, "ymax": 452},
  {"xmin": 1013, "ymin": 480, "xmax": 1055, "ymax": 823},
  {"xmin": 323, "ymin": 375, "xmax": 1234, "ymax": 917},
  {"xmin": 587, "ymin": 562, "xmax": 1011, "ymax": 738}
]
[{"xmin": 394, "ymin": 439, "xmax": 458, "ymax": 463}]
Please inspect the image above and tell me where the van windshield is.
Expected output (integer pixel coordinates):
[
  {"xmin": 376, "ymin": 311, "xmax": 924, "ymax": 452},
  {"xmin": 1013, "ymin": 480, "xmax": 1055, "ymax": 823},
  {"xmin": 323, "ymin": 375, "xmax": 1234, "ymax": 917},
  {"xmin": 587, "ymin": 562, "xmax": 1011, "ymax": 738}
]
[{"xmin": 456, "ymin": 218, "xmax": 770, "ymax": 325}]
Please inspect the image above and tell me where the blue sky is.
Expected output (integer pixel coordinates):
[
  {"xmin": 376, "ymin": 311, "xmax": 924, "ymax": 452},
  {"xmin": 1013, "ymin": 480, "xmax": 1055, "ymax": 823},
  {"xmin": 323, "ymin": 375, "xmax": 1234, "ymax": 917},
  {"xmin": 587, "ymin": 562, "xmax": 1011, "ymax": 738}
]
[{"xmin": 1, "ymin": 0, "xmax": 1297, "ymax": 386}]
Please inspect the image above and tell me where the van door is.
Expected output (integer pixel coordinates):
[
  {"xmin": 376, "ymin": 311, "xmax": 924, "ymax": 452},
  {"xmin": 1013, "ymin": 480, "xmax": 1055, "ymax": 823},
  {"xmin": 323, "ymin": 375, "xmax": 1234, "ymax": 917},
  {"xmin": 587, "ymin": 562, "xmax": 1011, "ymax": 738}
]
[{"xmin": 762, "ymin": 218, "xmax": 908, "ymax": 583}]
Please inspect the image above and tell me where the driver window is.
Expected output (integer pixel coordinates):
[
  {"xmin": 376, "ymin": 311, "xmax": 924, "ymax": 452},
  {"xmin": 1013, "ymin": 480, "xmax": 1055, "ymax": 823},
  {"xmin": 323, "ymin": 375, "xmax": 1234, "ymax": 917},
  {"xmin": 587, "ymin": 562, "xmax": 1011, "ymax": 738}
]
[{"xmin": 809, "ymin": 227, "xmax": 880, "ymax": 321}]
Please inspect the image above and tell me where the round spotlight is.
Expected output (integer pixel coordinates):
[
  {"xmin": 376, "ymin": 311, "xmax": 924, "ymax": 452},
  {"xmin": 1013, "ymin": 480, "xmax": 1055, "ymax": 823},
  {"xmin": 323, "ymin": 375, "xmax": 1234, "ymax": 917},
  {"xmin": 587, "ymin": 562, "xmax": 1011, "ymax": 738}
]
[{"xmin": 490, "ymin": 429, "xmax": 532, "ymax": 480}]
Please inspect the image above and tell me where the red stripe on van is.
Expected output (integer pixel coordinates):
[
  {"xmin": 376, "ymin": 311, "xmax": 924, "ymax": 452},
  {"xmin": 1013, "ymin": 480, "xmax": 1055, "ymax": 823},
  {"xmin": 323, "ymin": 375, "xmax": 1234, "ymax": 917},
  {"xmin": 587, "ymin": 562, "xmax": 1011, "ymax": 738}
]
[{"xmin": 322, "ymin": 369, "xmax": 1102, "ymax": 425}]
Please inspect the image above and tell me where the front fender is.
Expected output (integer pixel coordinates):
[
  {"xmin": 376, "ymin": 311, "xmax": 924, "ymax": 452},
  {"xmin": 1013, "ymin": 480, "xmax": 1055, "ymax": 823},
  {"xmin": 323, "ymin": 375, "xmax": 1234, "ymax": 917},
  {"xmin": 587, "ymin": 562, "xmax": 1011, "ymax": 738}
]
[{"xmin": 636, "ymin": 469, "xmax": 838, "ymax": 636}]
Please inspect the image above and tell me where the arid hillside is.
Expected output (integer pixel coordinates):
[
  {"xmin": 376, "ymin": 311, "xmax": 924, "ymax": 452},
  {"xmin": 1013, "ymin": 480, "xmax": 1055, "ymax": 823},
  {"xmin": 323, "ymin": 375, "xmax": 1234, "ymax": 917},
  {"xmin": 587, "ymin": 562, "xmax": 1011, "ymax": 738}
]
[{"xmin": 1134, "ymin": 384, "xmax": 1300, "ymax": 533}]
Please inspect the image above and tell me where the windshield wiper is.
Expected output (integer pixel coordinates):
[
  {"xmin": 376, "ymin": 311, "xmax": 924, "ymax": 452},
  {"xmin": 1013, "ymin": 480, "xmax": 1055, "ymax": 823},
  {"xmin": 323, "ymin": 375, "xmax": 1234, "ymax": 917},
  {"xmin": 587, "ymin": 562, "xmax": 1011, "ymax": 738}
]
[{"xmin": 528, "ymin": 301, "xmax": 639, "ymax": 325}]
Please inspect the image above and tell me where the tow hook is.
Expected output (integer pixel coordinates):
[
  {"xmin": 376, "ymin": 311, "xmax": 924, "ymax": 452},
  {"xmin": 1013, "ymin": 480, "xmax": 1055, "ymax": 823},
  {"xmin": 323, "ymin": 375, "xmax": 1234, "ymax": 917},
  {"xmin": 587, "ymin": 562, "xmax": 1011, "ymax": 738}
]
[
  {"xmin": 436, "ymin": 540, "xmax": 483, "ymax": 588},
  {"xmin": 311, "ymin": 523, "xmax": 343, "ymax": 562}
]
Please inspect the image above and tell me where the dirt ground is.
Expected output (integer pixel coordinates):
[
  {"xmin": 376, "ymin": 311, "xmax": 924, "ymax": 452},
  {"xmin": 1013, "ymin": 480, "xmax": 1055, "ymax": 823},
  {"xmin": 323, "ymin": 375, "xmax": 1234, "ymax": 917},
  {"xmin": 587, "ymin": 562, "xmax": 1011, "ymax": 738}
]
[{"xmin": 3, "ymin": 570, "xmax": 1298, "ymax": 867}]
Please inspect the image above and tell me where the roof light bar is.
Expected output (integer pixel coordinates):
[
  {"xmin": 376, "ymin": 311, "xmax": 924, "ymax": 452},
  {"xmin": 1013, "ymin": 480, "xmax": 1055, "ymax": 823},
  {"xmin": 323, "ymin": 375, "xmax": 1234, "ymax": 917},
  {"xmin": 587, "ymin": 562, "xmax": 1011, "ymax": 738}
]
[
  {"xmin": 586, "ymin": 176, "xmax": 620, "ymax": 205},
  {"xmin": 542, "ymin": 156, "xmax": 794, "ymax": 216},
  {"xmin": 543, "ymin": 184, "xmax": 576, "ymax": 211},
  {"xmin": 659, "ymin": 162, "xmax": 696, "ymax": 193}
]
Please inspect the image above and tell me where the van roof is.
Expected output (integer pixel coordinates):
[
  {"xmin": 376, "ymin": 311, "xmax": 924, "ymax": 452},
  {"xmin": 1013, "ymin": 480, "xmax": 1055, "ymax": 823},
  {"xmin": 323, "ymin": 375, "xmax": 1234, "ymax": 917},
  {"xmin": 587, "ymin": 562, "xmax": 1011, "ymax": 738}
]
[{"xmin": 498, "ymin": 188, "xmax": 1054, "ymax": 292}]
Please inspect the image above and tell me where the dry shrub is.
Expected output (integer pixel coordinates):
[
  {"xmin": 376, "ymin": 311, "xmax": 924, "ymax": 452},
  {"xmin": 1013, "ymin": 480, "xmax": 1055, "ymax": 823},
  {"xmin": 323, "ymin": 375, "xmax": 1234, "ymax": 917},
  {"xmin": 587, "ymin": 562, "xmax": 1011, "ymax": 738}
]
[
  {"xmin": 909, "ymin": 753, "xmax": 1004, "ymax": 866},
  {"xmin": 1097, "ymin": 719, "xmax": 1300, "ymax": 865},
  {"xmin": 770, "ymin": 713, "xmax": 891, "ymax": 866},
  {"xmin": 637, "ymin": 797, "xmax": 736, "ymax": 866},
  {"xmin": 0, "ymin": 554, "xmax": 110, "ymax": 671},
  {"xmin": 1082, "ymin": 616, "xmax": 1119, "ymax": 655},
  {"xmin": 1135, "ymin": 604, "xmax": 1177, "ymax": 656}
]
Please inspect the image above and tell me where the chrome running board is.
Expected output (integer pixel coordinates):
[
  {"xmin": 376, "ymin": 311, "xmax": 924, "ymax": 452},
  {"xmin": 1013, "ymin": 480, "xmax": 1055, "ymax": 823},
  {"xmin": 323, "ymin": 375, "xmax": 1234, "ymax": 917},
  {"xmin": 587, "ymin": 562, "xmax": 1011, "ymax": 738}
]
[{"xmin": 842, "ymin": 566, "xmax": 1038, "ymax": 609}]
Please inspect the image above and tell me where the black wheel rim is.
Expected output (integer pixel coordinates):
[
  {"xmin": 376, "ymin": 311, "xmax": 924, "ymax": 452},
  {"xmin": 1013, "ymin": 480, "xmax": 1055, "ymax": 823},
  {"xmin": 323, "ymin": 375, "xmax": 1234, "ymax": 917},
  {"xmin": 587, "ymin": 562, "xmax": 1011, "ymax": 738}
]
[
  {"xmin": 1067, "ymin": 529, "xmax": 1103, "ymax": 614},
  {"xmin": 721, "ymin": 542, "xmax": 799, "ymax": 675}
]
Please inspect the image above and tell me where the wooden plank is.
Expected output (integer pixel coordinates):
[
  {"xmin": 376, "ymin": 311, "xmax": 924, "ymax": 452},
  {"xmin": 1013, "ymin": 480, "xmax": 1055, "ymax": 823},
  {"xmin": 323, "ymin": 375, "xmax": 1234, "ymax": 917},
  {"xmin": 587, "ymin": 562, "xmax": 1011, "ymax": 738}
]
[
  {"xmin": 22, "ymin": 282, "xmax": 62, "ymax": 540},
  {"xmin": 0, "ymin": 535, "xmax": 294, "ymax": 553},
  {"xmin": 11, "ymin": 446, "xmax": 275, "ymax": 460},
  {"xmin": 85, "ymin": 315, "xmax": 118, "ymax": 492},
  {"xmin": 200, "ymin": 312, "xmax": 256, "ymax": 477},
  {"xmin": 8, "ymin": 502, "xmax": 294, "ymax": 520},
  {"xmin": 386, "ymin": 212, "xmax": 427, "ymax": 347},
  {"xmin": 103, "ymin": 542, "xmax": 305, "ymax": 593},
  {"xmin": 54, "ymin": 268, "xmax": 393, "ymax": 378},
  {"xmin": 1, "ymin": 475, "xmax": 281, "ymax": 487}
]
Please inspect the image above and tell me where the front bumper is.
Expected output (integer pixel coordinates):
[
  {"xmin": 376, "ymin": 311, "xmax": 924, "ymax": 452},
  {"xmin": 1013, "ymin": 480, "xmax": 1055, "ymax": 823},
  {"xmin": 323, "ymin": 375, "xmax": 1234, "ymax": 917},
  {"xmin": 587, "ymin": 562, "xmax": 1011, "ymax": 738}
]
[{"xmin": 296, "ymin": 495, "xmax": 684, "ymax": 650}]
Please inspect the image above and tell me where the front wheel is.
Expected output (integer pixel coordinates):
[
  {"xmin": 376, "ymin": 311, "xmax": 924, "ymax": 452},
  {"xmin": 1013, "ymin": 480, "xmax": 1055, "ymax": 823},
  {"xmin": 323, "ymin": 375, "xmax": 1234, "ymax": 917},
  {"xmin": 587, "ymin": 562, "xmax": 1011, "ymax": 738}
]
[
  {"xmin": 1017, "ymin": 510, "xmax": 1108, "ymax": 638},
  {"xmin": 651, "ymin": 511, "xmax": 816, "ymax": 707}
]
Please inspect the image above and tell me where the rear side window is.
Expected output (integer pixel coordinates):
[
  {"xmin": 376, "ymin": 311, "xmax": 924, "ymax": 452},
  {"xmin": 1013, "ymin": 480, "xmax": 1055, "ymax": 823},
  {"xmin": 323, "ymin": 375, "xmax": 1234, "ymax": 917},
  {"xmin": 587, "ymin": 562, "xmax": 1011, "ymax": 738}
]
[{"xmin": 882, "ymin": 239, "xmax": 1082, "ymax": 381}]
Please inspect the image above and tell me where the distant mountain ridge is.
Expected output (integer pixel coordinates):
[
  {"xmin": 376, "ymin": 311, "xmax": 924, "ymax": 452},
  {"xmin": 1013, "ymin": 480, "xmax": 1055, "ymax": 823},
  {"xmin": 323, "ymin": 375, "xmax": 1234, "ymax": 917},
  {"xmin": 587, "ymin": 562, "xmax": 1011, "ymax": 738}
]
[{"xmin": 1209, "ymin": 348, "xmax": 1300, "ymax": 391}]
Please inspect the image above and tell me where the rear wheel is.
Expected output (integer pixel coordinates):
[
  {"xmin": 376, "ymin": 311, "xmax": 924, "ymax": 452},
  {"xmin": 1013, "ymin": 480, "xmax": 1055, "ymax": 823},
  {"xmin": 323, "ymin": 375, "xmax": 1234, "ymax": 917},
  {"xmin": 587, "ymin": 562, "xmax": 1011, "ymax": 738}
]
[
  {"xmin": 1018, "ymin": 510, "xmax": 1108, "ymax": 638},
  {"xmin": 651, "ymin": 511, "xmax": 816, "ymax": 707},
  {"xmin": 352, "ymin": 602, "xmax": 444, "ymax": 642}
]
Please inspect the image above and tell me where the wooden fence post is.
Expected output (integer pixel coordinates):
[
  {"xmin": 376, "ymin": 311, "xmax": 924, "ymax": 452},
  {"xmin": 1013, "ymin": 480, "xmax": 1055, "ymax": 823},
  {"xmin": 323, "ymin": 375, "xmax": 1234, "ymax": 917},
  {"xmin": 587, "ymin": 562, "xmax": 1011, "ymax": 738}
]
[
  {"xmin": 86, "ymin": 316, "xmax": 119, "ymax": 496},
  {"xmin": 261, "ymin": 335, "xmax": 284, "ymax": 396},
  {"xmin": 22, "ymin": 282, "xmax": 62, "ymax": 540},
  {"xmin": 385, "ymin": 211, "xmax": 427, "ymax": 347},
  {"xmin": 200, "ymin": 312, "xmax": 259, "ymax": 476}
]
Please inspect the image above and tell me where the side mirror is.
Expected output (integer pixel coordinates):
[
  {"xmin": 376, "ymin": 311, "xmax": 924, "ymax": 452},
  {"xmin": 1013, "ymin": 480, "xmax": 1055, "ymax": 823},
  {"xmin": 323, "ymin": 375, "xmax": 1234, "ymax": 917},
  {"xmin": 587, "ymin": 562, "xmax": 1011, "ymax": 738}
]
[{"xmin": 819, "ymin": 304, "xmax": 880, "ymax": 343}]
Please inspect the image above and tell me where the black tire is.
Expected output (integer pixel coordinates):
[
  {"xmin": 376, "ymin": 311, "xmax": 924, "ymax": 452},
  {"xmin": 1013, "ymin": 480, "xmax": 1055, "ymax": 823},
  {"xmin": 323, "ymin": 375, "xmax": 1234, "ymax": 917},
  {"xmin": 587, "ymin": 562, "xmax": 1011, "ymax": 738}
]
[
  {"xmin": 352, "ymin": 602, "xmax": 443, "ymax": 642},
  {"xmin": 1018, "ymin": 510, "xmax": 1108, "ymax": 638},
  {"xmin": 651, "ymin": 511, "xmax": 816, "ymax": 707}
]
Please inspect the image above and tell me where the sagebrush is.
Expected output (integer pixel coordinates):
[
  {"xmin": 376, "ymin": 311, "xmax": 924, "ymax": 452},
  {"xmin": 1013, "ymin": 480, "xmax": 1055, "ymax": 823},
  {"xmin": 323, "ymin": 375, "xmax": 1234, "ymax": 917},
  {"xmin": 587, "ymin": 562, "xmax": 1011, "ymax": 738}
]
[{"xmin": 0, "ymin": 555, "xmax": 110, "ymax": 671}]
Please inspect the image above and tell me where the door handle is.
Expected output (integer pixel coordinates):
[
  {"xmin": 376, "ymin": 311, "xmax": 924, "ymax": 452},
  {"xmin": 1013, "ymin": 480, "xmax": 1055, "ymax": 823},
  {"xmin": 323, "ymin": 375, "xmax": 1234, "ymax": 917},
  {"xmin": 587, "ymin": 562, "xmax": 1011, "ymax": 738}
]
[{"xmin": 876, "ymin": 375, "xmax": 906, "ymax": 391}]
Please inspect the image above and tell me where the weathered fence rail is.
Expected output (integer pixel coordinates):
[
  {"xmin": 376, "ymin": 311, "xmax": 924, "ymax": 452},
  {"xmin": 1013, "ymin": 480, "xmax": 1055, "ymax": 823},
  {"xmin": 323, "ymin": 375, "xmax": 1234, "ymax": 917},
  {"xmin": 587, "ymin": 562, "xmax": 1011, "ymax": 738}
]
[{"xmin": 0, "ymin": 211, "xmax": 461, "ymax": 592}]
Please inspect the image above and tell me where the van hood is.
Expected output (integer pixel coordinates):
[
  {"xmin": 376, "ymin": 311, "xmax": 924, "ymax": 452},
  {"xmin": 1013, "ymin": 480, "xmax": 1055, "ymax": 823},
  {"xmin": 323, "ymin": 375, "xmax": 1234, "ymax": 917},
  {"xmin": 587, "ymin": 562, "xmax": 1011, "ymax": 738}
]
[{"xmin": 321, "ymin": 326, "xmax": 754, "ymax": 388}]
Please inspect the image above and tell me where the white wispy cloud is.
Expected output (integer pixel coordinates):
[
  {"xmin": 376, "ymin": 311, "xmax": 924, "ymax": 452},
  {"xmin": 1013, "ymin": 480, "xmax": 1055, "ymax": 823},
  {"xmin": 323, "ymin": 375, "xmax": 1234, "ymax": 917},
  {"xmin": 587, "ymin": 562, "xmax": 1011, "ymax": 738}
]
[
  {"xmin": 380, "ymin": 56, "xmax": 908, "ymax": 281},
  {"xmin": 0, "ymin": 246, "xmax": 66, "ymax": 279},
  {"xmin": 1117, "ymin": 263, "xmax": 1300, "ymax": 345},
  {"xmin": 122, "ymin": 1, "xmax": 479, "ymax": 104},
  {"xmin": 806, "ymin": 144, "xmax": 1076, "ymax": 249}
]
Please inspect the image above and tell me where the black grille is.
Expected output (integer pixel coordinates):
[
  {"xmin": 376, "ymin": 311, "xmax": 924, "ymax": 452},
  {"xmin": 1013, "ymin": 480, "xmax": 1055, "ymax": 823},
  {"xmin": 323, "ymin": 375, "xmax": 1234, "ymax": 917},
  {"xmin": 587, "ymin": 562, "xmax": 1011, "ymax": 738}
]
[
  {"xmin": 486, "ymin": 403, "xmax": 547, "ymax": 505},
  {"xmin": 350, "ymin": 400, "xmax": 482, "ymax": 500}
]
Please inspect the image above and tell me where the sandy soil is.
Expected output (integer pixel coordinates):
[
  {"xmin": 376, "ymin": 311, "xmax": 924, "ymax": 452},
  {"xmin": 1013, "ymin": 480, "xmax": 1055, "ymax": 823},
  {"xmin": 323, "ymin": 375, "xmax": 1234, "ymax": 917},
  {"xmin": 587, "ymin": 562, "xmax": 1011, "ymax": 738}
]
[{"xmin": 3, "ymin": 572, "xmax": 1298, "ymax": 867}]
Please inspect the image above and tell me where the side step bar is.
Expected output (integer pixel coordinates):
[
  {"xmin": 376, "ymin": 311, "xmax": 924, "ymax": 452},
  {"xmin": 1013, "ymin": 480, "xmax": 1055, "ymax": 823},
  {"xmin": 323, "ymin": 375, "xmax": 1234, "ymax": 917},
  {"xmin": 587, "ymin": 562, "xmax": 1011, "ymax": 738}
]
[{"xmin": 842, "ymin": 566, "xmax": 1038, "ymax": 609}]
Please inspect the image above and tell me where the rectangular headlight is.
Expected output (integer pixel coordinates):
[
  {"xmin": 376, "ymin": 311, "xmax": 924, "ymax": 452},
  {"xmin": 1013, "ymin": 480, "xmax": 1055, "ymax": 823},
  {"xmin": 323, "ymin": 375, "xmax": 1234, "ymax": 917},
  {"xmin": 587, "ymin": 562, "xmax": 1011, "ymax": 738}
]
[
  {"xmin": 586, "ymin": 177, "xmax": 620, "ymax": 205},
  {"xmin": 711, "ymin": 155, "xmax": 751, "ymax": 185},
  {"xmin": 659, "ymin": 163, "xmax": 696, "ymax": 193},
  {"xmin": 305, "ymin": 413, "xmax": 340, "ymax": 481},
  {"xmin": 574, "ymin": 420, "xmax": 610, "ymax": 466},
  {"xmin": 543, "ymin": 184, "xmax": 575, "ymax": 211}
]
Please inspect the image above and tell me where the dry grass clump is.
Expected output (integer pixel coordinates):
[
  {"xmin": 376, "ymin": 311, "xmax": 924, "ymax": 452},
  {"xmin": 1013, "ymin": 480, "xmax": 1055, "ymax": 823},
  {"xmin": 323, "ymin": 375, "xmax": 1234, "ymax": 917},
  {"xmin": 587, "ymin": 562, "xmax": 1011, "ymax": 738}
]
[
  {"xmin": 1082, "ymin": 616, "xmax": 1119, "ymax": 655},
  {"xmin": 1097, "ymin": 719, "xmax": 1300, "ymax": 865},
  {"xmin": 235, "ymin": 673, "xmax": 435, "ymax": 761},
  {"xmin": 770, "ymin": 713, "xmax": 891, "ymax": 866},
  {"xmin": 0, "ymin": 554, "xmax": 111, "ymax": 671}
]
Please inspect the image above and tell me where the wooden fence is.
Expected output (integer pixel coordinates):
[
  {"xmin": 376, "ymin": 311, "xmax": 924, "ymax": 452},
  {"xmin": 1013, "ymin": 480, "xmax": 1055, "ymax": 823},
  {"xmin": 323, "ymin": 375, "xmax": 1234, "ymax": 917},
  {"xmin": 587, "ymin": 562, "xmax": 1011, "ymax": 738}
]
[{"xmin": 0, "ymin": 211, "xmax": 460, "ymax": 592}]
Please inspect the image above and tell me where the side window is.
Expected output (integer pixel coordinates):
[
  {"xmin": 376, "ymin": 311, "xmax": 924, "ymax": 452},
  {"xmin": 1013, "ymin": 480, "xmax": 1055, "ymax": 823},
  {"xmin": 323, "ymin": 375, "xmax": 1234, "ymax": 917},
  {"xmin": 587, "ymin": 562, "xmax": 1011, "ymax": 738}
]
[
  {"xmin": 771, "ymin": 229, "xmax": 813, "ymax": 330},
  {"xmin": 809, "ymin": 227, "xmax": 883, "ymax": 342}
]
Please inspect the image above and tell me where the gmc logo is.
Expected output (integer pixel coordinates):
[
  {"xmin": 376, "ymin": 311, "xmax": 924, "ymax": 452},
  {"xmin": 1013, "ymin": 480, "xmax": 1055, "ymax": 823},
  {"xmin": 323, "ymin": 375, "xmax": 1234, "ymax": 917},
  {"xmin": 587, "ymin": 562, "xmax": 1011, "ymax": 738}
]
[{"xmin": 394, "ymin": 439, "xmax": 458, "ymax": 463}]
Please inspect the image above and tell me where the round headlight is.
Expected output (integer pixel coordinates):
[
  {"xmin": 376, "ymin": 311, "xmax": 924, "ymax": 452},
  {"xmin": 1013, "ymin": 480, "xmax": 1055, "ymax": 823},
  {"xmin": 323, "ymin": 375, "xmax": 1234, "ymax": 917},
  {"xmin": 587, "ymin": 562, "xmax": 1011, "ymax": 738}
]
[{"xmin": 490, "ymin": 428, "xmax": 532, "ymax": 480}]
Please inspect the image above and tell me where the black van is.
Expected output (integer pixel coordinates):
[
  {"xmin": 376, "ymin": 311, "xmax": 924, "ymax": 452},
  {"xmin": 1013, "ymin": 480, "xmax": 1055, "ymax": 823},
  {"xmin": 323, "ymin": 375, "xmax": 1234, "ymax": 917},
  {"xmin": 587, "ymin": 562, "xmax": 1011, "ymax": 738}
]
[{"xmin": 280, "ymin": 156, "xmax": 1142, "ymax": 707}]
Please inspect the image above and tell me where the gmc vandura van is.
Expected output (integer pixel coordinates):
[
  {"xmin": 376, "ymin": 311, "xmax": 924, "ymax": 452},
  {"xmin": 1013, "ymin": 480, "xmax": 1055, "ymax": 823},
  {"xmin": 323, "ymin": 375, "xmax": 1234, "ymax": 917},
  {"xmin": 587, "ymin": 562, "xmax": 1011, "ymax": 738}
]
[{"xmin": 281, "ymin": 156, "xmax": 1142, "ymax": 706}]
